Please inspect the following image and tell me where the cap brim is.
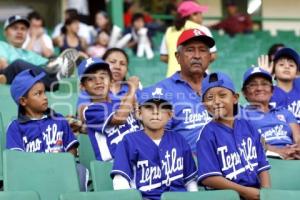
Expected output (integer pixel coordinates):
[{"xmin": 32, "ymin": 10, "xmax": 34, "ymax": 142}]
[
  {"xmin": 140, "ymin": 99, "xmax": 172, "ymax": 109},
  {"xmin": 180, "ymin": 35, "xmax": 215, "ymax": 48},
  {"xmin": 243, "ymin": 73, "xmax": 272, "ymax": 88},
  {"xmin": 80, "ymin": 62, "xmax": 111, "ymax": 80},
  {"xmin": 5, "ymin": 19, "xmax": 30, "ymax": 30}
]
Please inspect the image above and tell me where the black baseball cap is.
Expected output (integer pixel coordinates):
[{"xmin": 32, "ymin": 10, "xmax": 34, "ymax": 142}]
[{"xmin": 4, "ymin": 15, "xmax": 30, "ymax": 30}]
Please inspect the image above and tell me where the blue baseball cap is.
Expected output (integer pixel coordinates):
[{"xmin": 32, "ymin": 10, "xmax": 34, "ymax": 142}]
[
  {"xmin": 78, "ymin": 57, "xmax": 110, "ymax": 81},
  {"xmin": 10, "ymin": 69, "xmax": 46, "ymax": 105},
  {"xmin": 242, "ymin": 67, "xmax": 272, "ymax": 88},
  {"xmin": 202, "ymin": 72, "xmax": 236, "ymax": 100},
  {"xmin": 274, "ymin": 47, "xmax": 300, "ymax": 69},
  {"xmin": 137, "ymin": 86, "xmax": 172, "ymax": 108}
]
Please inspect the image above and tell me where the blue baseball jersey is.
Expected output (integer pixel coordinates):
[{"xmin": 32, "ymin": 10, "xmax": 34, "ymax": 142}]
[
  {"xmin": 84, "ymin": 100, "xmax": 141, "ymax": 161},
  {"xmin": 111, "ymin": 130, "xmax": 197, "ymax": 200},
  {"xmin": 270, "ymin": 78, "xmax": 300, "ymax": 124},
  {"xmin": 76, "ymin": 83, "xmax": 130, "ymax": 112},
  {"xmin": 153, "ymin": 72, "xmax": 211, "ymax": 152},
  {"xmin": 6, "ymin": 110, "xmax": 78, "ymax": 153},
  {"xmin": 241, "ymin": 105, "xmax": 297, "ymax": 147},
  {"xmin": 197, "ymin": 118, "xmax": 270, "ymax": 188}
]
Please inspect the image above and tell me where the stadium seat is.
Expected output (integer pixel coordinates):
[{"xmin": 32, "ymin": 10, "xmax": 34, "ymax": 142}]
[
  {"xmin": 90, "ymin": 160, "xmax": 113, "ymax": 191},
  {"xmin": 161, "ymin": 190, "xmax": 240, "ymax": 200},
  {"xmin": 0, "ymin": 112, "xmax": 3, "ymax": 180},
  {"xmin": 0, "ymin": 191, "xmax": 40, "ymax": 200},
  {"xmin": 268, "ymin": 158, "xmax": 300, "ymax": 190},
  {"xmin": 59, "ymin": 190, "xmax": 143, "ymax": 200},
  {"xmin": 3, "ymin": 150, "xmax": 80, "ymax": 200},
  {"xmin": 260, "ymin": 188, "xmax": 300, "ymax": 200},
  {"xmin": 78, "ymin": 134, "xmax": 96, "ymax": 172}
]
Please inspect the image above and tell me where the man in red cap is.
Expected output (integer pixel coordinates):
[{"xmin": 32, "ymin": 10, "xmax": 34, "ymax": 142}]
[{"xmin": 153, "ymin": 28, "xmax": 215, "ymax": 153}]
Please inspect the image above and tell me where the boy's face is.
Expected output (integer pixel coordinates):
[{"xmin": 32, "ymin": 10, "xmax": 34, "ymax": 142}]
[
  {"xmin": 81, "ymin": 69, "xmax": 111, "ymax": 99},
  {"xmin": 203, "ymin": 87, "xmax": 238, "ymax": 120},
  {"xmin": 20, "ymin": 82, "xmax": 48, "ymax": 114},
  {"xmin": 274, "ymin": 57, "xmax": 297, "ymax": 81},
  {"xmin": 133, "ymin": 18, "xmax": 145, "ymax": 30},
  {"xmin": 138, "ymin": 101, "xmax": 172, "ymax": 131},
  {"xmin": 243, "ymin": 76, "xmax": 272, "ymax": 105}
]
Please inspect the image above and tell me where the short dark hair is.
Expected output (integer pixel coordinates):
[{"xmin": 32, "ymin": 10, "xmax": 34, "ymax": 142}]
[
  {"xmin": 131, "ymin": 13, "xmax": 145, "ymax": 24},
  {"xmin": 61, "ymin": 15, "xmax": 80, "ymax": 34},
  {"xmin": 268, "ymin": 43, "xmax": 285, "ymax": 62},
  {"xmin": 102, "ymin": 48, "xmax": 129, "ymax": 64},
  {"xmin": 27, "ymin": 11, "xmax": 43, "ymax": 21},
  {"xmin": 80, "ymin": 66, "xmax": 112, "ymax": 84}
]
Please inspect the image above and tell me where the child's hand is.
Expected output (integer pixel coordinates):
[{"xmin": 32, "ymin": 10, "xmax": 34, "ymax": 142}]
[
  {"xmin": 241, "ymin": 187, "xmax": 260, "ymax": 200},
  {"xmin": 127, "ymin": 76, "xmax": 140, "ymax": 91},
  {"xmin": 66, "ymin": 115, "xmax": 83, "ymax": 133},
  {"xmin": 257, "ymin": 55, "xmax": 273, "ymax": 74}
]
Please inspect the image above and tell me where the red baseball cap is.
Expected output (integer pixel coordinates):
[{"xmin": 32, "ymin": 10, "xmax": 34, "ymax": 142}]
[{"xmin": 177, "ymin": 28, "xmax": 215, "ymax": 48}]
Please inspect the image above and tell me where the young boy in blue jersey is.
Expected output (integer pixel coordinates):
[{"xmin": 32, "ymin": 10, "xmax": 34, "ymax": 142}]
[
  {"xmin": 242, "ymin": 67, "xmax": 300, "ymax": 160},
  {"xmin": 111, "ymin": 86, "xmax": 198, "ymax": 200},
  {"xmin": 269, "ymin": 48, "xmax": 300, "ymax": 124},
  {"xmin": 197, "ymin": 72, "xmax": 270, "ymax": 200},
  {"xmin": 6, "ymin": 69, "xmax": 88, "ymax": 191},
  {"xmin": 79, "ymin": 57, "xmax": 141, "ymax": 161}
]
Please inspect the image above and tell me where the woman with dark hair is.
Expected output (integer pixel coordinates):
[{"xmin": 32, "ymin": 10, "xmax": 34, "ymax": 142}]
[
  {"xmin": 56, "ymin": 16, "xmax": 88, "ymax": 54},
  {"xmin": 93, "ymin": 11, "xmax": 122, "ymax": 48}
]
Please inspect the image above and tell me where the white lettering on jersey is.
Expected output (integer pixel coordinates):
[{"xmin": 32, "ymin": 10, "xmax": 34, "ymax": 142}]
[
  {"xmin": 24, "ymin": 136, "xmax": 42, "ymax": 152},
  {"xmin": 218, "ymin": 137, "xmax": 258, "ymax": 180},
  {"xmin": 288, "ymin": 100, "xmax": 300, "ymax": 121},
  {"xmin": 42, "ymin": 124, "xmax": 64, "ymax": 153},
  {"xmin": 182, "ymin": 108, "xmax": 210, "ymax": 129},
  {"xmin": 258, "ymin": 125, "xmax": 289, "ymax": 142},
  {"xmin": 137, "ymin": 148, "xmax": 184, "ymax": 191},
  {"xmin": 106, "ymin": 114, "xmax": 140, "ymax": 144}
]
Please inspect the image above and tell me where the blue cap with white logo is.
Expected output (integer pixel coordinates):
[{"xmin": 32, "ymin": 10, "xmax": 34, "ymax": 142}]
[
  {"xmin": 202, "ymin": 72, "xmax": 236, "ymax": 100},
  {"xmin": 137, "ymin": 86, "xmax": 172, "ymax": 108},
  {"xmin": 10, "ymin": 69, "xmax": 46, "ymax": 105},
  {"xmin": 78, "ymin": 57, "xmax": 110, "ymax": 81},
  {"xmin": 242, "ymin": 67, "xmax": 272, "ymax": 88}
]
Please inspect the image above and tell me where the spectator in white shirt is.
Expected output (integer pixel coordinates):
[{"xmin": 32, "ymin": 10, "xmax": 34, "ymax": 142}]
[
  {"xmin": 23, "ymin": 11, "xmax": 54, "ymax": 58},
  {"xmin": 52, "ymin": 9, "xmax": 93, "ymax": 45}
]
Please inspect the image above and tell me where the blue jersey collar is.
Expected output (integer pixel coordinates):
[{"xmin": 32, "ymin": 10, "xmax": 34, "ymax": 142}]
[
  {"xmin": 18, "ymin": 108, "xmax": 58, "ymax": 123},
  {"xmin": 170, "ymin": 71, "xmax": 207, "ymax": 83}
]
